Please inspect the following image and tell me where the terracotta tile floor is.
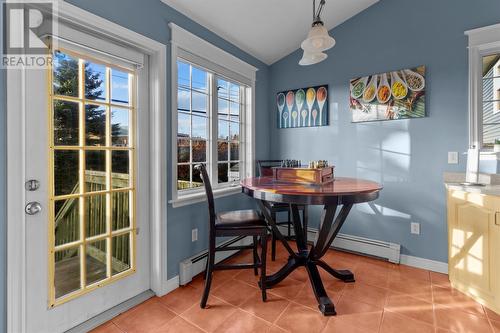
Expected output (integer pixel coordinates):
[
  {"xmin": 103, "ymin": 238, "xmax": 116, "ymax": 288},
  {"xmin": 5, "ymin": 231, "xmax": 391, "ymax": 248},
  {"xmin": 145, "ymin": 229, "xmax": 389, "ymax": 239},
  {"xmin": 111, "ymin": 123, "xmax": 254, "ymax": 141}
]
[{"xmin": 92, "ymin": 242, "xmax": 500, "ymax": 333}]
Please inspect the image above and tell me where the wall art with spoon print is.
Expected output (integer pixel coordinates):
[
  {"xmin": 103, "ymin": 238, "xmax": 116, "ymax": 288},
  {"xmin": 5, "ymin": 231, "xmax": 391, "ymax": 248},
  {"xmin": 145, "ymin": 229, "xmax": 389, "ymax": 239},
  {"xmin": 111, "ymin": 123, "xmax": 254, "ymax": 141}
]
[
  {"xmin": 276, "ymin": 85, "xmax": 329, "ymax": 128},
  {"xmin": 350, "ymin": 65, "xmax": 426, "ymax": 123}
]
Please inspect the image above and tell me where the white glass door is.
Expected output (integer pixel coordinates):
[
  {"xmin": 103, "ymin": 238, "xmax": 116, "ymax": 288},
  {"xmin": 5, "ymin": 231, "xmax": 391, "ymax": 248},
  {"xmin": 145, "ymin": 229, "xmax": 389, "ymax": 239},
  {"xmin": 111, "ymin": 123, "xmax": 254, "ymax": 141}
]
[{"xmin": 24, "ymin": 42, "xmax": 150, "ymax": 333}]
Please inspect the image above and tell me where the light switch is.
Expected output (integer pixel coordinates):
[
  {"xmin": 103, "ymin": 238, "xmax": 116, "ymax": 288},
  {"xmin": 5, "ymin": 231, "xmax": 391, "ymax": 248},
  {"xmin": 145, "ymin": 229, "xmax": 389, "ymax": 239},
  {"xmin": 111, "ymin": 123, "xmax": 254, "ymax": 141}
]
[{"xmin": 448, "ymin": 152, "xmax": 458, "ymax": 164}]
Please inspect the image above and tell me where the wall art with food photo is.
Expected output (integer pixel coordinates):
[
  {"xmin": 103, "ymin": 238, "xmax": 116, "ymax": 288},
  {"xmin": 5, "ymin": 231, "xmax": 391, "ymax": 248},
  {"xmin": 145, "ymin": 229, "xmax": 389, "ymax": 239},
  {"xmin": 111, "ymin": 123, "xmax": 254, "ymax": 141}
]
[{"xmin": 350, "ymin": 65, "xmax": 426, "ymax": 123}]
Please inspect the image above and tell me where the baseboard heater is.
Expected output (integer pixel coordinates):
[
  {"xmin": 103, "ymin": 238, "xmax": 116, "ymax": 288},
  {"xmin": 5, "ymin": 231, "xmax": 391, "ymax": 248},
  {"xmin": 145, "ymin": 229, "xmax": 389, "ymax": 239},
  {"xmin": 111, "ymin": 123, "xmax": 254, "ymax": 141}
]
[
  {"xmin": 179, "ymin": 235, "xmax": 253, "ymax": 285},
  {"xmin": 179, "ymin": 228, "xmax": 400, "ymax": 285},
  {"xmin": 277, "ymin": 225, "xmax": 401, "ymax": 264}
]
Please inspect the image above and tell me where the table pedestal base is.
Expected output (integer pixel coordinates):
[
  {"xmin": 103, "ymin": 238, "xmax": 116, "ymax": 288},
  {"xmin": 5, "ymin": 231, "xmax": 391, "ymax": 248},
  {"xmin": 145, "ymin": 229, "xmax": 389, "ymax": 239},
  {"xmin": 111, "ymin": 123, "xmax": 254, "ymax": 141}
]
[{"xmin": 257, "ymin": 200, "xmax": 355, "ymax": 316}]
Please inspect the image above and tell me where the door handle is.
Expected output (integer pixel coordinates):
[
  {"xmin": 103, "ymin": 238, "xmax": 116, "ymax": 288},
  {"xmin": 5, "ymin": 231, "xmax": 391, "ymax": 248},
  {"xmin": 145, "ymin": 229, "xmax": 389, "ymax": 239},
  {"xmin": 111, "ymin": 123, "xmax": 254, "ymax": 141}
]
[{"xmin": 25, "ymin": 202, "xmax": 42, "ymax": 215}]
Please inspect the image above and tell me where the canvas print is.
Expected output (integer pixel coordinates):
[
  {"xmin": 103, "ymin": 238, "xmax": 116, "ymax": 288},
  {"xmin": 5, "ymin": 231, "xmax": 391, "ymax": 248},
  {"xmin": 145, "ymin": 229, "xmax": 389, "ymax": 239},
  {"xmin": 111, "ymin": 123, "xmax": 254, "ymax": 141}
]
[
  {"xmin": 350, "ymin": 66, "xmax": 426, "ymax": 123},
  {"xmin": 277, "ymin": 85, "xmax": 328, "ymax": 128}
]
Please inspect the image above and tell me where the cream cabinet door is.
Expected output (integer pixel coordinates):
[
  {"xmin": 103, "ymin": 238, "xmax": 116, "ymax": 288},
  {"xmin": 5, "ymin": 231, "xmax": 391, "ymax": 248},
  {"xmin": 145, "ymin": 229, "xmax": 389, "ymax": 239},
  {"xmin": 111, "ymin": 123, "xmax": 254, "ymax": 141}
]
[{"xmin": 448, "ymin": 191, "xmax": 494, "ymax": 296}]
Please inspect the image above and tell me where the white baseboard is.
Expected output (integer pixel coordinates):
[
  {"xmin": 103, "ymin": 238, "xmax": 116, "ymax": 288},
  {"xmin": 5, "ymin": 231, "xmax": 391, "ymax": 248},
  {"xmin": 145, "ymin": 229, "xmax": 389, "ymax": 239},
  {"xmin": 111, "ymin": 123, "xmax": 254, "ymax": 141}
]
[
  {"xmin": 163, "ymin": 275, "xmax": 180, "ymax": 294},
  {"xmin": 400, "ymin": 254, "xmax": 448, "ymax": 274}
]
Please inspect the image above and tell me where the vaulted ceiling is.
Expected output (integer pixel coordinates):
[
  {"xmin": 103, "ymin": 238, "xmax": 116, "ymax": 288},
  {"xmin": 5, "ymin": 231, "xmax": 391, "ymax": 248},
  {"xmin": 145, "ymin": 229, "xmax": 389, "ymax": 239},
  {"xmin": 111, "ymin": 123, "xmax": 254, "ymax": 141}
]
[{"xmin": 161, "ymin": 0, "xmax": 379, "ymax": 65}]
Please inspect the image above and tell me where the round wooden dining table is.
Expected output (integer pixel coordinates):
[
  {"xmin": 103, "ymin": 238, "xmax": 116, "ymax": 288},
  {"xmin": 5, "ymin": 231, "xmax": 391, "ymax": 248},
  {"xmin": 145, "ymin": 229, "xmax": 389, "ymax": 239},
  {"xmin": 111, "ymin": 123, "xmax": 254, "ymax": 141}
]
[{"xmin": 240, "ymin": 176, "xmax": 383, "ymax": 316}]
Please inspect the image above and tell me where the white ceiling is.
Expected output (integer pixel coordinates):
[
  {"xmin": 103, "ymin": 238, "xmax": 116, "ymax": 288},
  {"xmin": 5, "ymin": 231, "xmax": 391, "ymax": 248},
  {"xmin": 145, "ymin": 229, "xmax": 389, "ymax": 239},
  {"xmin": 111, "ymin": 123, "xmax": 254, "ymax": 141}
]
[{"xmin": 161, "ymin": 0, "xmax": 379, "ymax": 65}]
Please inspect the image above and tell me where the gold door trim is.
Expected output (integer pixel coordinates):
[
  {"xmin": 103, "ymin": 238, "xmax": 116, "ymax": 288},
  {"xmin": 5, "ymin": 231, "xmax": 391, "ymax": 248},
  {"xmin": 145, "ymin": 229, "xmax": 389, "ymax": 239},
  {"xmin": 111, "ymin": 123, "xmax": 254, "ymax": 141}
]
[{"xmin": 48, "ymin": 45, "xmax": 137, "ymax": 307}]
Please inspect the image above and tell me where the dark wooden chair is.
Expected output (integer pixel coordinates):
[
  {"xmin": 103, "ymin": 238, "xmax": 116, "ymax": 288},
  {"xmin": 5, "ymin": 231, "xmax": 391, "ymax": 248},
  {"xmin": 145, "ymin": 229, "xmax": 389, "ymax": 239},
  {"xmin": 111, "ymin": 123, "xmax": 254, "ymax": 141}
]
[
  {"xmin": 257, "ymin": 160, "xmax": 306, "ymax": 261},
  {"xmin": 196, "ymin": 164, "xmax": 268, "ymax": 308}
]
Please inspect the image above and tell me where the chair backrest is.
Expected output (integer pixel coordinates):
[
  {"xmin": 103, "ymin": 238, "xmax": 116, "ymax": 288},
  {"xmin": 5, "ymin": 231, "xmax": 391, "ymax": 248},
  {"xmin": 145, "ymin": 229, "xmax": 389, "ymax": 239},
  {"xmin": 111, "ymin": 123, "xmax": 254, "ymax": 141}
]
[
  {"xmin": 257, "ymin": 160, "xmax": 283, "ymax": 177},
  {"xmin": 195, "ymin": 164, "xmax": 216, "ymax": 229}
]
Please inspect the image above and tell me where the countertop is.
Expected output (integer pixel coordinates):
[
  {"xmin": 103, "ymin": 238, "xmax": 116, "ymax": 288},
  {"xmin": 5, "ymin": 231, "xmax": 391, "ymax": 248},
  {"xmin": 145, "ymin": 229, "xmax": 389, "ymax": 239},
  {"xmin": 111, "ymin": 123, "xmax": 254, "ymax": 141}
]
[{"xmin": 444, "ymin": 171, "xmax": 500, "ymax": 196}]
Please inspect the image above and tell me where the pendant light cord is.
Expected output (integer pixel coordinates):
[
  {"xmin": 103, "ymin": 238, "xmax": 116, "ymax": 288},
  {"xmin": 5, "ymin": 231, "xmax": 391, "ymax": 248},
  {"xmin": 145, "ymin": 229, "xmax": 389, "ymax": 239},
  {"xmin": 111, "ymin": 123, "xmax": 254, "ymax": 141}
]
[{"xmin": 313, "ymin": 0, "xmax": 326, "ymax": 25}]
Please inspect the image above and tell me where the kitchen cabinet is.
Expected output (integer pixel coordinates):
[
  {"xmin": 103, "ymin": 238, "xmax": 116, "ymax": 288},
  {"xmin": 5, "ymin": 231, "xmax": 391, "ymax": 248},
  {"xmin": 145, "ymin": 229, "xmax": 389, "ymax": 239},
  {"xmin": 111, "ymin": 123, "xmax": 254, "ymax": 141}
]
[{"xmin": 447, "ymin": 189, "xmax": 500, "ymax": 314}]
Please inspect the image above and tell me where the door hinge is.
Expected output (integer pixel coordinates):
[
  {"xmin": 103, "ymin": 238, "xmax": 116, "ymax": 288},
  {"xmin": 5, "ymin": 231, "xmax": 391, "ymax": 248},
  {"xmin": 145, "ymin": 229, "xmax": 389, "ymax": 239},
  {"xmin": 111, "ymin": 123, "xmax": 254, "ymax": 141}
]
[{"xmin": 496, "ymin": 212, "xmax": 500, "ymax": 226}]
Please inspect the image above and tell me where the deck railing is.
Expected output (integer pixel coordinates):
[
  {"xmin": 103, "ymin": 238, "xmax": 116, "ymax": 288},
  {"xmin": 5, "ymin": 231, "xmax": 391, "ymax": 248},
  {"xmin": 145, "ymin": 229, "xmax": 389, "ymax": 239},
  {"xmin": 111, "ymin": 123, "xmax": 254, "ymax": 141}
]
[{"xmin": 55, "ymin": 170, "xmax": 130, "ymax": 271}]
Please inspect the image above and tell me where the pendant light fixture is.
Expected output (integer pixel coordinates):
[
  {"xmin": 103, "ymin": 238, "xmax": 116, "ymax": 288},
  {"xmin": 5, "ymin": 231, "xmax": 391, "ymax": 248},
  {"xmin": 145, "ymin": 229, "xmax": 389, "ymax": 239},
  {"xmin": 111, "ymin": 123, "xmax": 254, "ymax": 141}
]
[{"xmin": 299, "ymin": 0, "xmax": 335, "ymax": 66}]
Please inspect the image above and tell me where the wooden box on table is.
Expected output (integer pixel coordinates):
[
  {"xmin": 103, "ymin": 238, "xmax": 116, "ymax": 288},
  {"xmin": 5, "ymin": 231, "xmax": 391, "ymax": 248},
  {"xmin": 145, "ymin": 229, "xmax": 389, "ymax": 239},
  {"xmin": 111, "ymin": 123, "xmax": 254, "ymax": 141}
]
[{"xmin": 272, "ymin": 166, "xmax": 334, "ymax": 184}]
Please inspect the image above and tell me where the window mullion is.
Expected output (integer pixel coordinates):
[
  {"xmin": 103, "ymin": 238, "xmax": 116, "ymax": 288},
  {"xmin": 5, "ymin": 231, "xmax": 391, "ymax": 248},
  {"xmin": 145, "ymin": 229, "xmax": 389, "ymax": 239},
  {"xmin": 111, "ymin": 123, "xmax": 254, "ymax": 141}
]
[{"xmin": 210, "ymin": 74, "xmax": 218, "ymax": 187}]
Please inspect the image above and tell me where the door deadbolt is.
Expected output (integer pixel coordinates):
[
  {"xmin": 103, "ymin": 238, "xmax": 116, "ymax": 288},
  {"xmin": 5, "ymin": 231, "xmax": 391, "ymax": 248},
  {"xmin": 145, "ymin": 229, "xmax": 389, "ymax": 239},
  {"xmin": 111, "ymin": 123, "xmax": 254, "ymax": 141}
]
[
  {"xmin": 25, "ymin": 202, "xmax": 42, "ymax": 215},
  {"xmin": 25, "ymin": 179, "xmax": 40, "ymax": 191}
]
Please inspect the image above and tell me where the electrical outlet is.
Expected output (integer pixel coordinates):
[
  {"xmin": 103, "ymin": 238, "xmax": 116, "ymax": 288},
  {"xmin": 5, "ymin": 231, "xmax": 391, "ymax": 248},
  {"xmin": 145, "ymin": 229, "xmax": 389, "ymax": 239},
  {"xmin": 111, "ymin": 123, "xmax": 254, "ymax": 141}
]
[
  {"xmin": 411, "ymin": 222, "xmax": 420, "ymax": 235},
  {"xmin": 448, "ymin": 152, "xmax": 458, "ymax": 164},
  {"xmin": 191, "ymin": 228, "xmax": 198, "ymax": 242}
]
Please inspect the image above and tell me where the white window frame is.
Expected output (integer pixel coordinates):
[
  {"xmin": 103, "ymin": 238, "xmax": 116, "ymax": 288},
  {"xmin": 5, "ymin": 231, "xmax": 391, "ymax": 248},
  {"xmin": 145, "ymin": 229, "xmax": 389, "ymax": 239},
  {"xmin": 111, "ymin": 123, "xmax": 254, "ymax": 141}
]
[
  {"xmin": 169, "ymin": 23, "xmax": 257, "ymax": 208},
  {"xmin": 466, "ymin": 22, "xmax": 500, "ymax": 150}
]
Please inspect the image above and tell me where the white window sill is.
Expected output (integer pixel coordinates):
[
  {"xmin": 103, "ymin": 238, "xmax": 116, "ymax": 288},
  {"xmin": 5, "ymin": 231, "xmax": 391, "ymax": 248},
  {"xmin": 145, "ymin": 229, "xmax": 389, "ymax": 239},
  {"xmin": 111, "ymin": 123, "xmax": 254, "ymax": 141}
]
[{"xmin": 169, "ymin": 185, "xmax": 242, "ymax": 208}]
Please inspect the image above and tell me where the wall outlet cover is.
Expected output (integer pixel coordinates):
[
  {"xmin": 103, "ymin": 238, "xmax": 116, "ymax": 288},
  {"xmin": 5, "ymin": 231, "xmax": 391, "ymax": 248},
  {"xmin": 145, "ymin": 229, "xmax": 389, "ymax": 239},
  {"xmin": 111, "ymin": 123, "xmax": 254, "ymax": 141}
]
[
  {"xmin": 192, "ymin": 228, "xmax": 198, "ymax": 242},
  {"xmin": 411, "ymin": 222, "xmax": 420, "ymax": 235},
  {"xmin": 448, "ymin": 152, "xmax": 459, "ymax": 164}
]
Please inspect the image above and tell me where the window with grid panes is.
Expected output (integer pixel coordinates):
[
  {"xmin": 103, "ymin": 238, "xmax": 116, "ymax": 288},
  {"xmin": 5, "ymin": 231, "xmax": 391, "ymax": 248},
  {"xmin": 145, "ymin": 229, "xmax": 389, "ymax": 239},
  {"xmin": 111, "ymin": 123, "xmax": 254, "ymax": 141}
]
[
  {"xmin": 482, "ymin": 54, "xmax": 500, "ymax": 147},
  {"xmin": 176, "ymin": 60, "xmax": 246, "ymax": 192}
]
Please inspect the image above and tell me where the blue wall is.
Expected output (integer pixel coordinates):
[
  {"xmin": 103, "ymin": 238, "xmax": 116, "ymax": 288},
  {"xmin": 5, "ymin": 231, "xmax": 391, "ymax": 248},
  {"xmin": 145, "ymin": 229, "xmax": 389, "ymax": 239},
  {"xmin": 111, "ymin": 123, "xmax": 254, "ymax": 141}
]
[{"xmin": 269, "ymin": 0, "xmax": 500, "ymax": 263}]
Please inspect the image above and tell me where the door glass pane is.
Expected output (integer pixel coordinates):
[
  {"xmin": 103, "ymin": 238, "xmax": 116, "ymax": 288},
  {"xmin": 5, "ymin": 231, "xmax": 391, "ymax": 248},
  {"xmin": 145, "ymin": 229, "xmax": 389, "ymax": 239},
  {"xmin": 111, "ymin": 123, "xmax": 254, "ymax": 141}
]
[
  {"xmin": 55, "ymin": 247, "xmax": 81, "ymax": 298},
  {"xmin": 85, "ymin": 151, "xmax": 106, "ymax": 192},
  {"xmin": 111, "ymin": 69, "xmax": 130, "ymax": 105},
  {"xmin": 112, "ymin": 233, "xmax": 131, "ymax": 275},
  {"xmin": 54, "ymin": 150, "xmax": 79, "ymax": 196},
  {"xmin": 54, "ymin": 198, "xmax": 80, "ymax": 245},
  {"xmin": 112, "ymin": 108, "xmax": 130, "ymax": 147},
  {"xmin": 85, "ymin": 194, "xmax": 106, "ymax": 237},
  {"xmin": 85, "ymin": 104, "xmax": 106, "ymax": 146},
  {"xmin": 112, "ymin": 150, "xmax": 130, "ymax": 189},
  {"xmin": 53, "ymin": 51, "xmax": 79, "ymax": 97},
  {"xmin": 51, "ymin": 49, "xmax": 136, "ymax": 305},
  {"xmin": 86, "ymin": 240, "xmax": 107, "ymax": 285},
  {"xmin": 112, "ymin": 191, "xmax": 130, "ymax": 231},
  {"xmin": 54, "ymin": 100, "xmax": 79, "ymax": 146},
  {"xmin": 85, "ymin": 62, "xmax": 107, "ymax": 101}
]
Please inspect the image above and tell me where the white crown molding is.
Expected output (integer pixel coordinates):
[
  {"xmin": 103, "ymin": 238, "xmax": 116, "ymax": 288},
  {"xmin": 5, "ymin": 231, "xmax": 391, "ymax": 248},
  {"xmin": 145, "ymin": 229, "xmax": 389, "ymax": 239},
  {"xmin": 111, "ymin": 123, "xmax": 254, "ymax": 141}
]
[{"xmin": 169, "ymin": 22, "xmax": 257, "ymax": 83}]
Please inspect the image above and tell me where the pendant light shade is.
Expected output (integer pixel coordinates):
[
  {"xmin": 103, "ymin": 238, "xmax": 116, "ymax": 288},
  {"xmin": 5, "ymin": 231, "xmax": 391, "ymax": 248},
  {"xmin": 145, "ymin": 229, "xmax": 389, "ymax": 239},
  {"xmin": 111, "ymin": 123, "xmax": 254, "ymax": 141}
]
[
  {"xmin": 301, "ymin": 22, "xmax": 336, "ymax": 52},
  {"xmin": 298, "ymin": 0, "xmax": 335, "ymax": 66},
  {"xmin": 299, "ymin": 50, "xmax": 327, "ymax": 66}
]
